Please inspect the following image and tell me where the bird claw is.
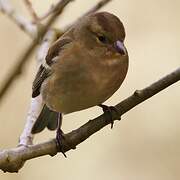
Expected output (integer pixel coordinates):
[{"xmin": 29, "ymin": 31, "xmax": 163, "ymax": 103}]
[
  {"xmin": 99, "ymin": 104, "xmax": 121, "ymax": 129},
  {"xmin": 56, "ymin": 128, "xmax": 67, "ymax": 158}
]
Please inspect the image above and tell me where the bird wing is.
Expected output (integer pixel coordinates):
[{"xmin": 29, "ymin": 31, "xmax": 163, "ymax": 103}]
[{"xmin": 32, "ymin": 37, "xmax": 72, "ymax": 98}]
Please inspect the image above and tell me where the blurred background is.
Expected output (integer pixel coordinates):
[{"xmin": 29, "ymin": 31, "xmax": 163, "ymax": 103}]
[{"xmin": 0, "ymin": 0, "xmax": 180, "ymax": 179}]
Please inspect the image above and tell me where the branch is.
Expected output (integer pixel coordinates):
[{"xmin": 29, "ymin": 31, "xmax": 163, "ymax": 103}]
[
  {"xmin": 84, "ymin": 0, "xmax": 112, "ymax": 16},
  {"xmin": 37, "ymin": 1, "xmax": 66, "ymax": 21},
  {"xmin": 23, "ymin": 0, "xmax": 39, "ymax": 23},
  {"xmin": 64, "ymin": 0, "xmax": 113, "ymax": 31},
  {"xmin": 0, "ymin": 0, "xmax": 74, "ymax": 104},
  {"xmin": 19, "ymin": 30, "xmax": 58, "ymax": 146},
  {"xmin": 0, "ymin": 67, "xmax": 180, "ymax": 173},
  {"xmin": 0, "ymin": 0, "xmax": 38, "ymax": 37}
]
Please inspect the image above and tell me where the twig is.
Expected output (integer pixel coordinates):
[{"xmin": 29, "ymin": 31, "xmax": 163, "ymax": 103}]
[
  {"xmin": 0, "ymin": 67, "xmax": 180, "ymax": 173},
  {"xmin": 18, "ymin": 96, "xmax": 42, "ymax": 146},
  {"xmin": 0, "ymin": 0, "xmax": 74, "ymax": 104},
  {"xmin": 23, "ymin": 0, "xmax": 39, "ymax": 23},
  {"xmin": 0, "ymin": 0, "xmax": 38, "ymax": 37},
  {"xmin": 63, "ymin": 0, "xmax": 112, "ymax": 31},
  {"xmin": 37, "ymin": 1, "xmax": 64, "ymax": 21},
  {"xmin": 19, "ymin": 30, "xmax": 59, "ymax": 146},
  {"xmin": 25, "ymin": 0, "xmax": 111, "ymax": 22},
  {"xmin": 84, "ymin": 0, "xmax": 112, "ymax": 16}
]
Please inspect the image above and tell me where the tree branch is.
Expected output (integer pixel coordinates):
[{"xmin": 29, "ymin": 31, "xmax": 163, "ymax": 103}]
[
  {"xmin": 19, "ymin": 30, "xmax": 58, "ymax": 146},
  {"xmin": 23, "ymin": 0, "xmax": 39, "ymax": 23},
  {"xmin": 0, "ymin": 0, "xmax": 38, "ymax": 37},
  {"xmin": 37, "ymin": 1, "xmax": 67, "ymax": 21},
  {"xmin": 0, "ymin": 0, "xmax": 74, "ymax": 104},
  {"xmin": 0, "ymin": 67, "xmax": 179, "ymax": 173},
  {"xmin": 64, "ymin": 0, "xmax": 112, "ymax": 31},
  {"xmin": 84, "ymin": 0, "xmax": 112, "ymax": 16}
]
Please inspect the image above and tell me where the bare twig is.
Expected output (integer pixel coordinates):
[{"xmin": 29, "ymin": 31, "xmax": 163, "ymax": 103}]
[
  {"xmin": 23, "ymin": 0, "xmax": 39, "ymax": 23},
  {"xmin": 19, "ymin": 96, "xmax": 42, "ymax": 146},
  {"xmin": 84, "ymin": 0, "xmax": 112, "ymax": 16},
  {"xmin": 0, "ymin": 67, "xmax": 180, "ymax": 173},
  {"xmin": 19, "ymin": 30, "xmax": 59, "ymax": 146},
  {"xmin": 38, "ymin": 1, "xmax": 64, "ymax": 21},
  {"xmin": 63, "ymin": 0, "xmax": 112, "ymax": 31},
  {"xmin": 0, "ymin": 0, "xmax": 74, "ymax": 104},
  {"xmin": 0, "ymin": 0, "xmax": 38, "ymax": 37}
]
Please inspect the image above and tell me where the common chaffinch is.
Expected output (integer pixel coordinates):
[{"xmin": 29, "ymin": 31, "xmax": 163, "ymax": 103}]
[{"xmin": 31, "ymin": 11, "xmax": 129, "ymax": 156}]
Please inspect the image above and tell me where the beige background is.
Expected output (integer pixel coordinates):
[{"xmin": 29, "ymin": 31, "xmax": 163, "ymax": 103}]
[{"xmin": 0, "ymin": 0, "xmax": 180, "ymax": 179}]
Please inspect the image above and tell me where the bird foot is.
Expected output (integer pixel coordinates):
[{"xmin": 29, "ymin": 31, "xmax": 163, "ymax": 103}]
[
  {"xmin": 56, "ymin": 128, "xmax": 67, "ymax": 158},
  {"xmin": 99, "ymin": 104, "xmax": 121, "ymax": 129}
]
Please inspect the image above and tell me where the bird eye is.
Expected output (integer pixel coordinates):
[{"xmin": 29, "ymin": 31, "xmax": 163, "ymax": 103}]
[{"xmin": 97, "ymin": 35, "xmax": 108, "ymax": 44}]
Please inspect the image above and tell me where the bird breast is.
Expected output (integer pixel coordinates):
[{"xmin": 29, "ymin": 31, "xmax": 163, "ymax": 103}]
[{"xmin": 41, "ymin": 47, "xmax": 128, "ymax": 114}]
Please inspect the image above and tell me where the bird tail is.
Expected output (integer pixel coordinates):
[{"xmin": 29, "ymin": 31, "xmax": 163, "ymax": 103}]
[{"xmin": 31, "ymin": 105, "xmax": 58, "ymax": 134}]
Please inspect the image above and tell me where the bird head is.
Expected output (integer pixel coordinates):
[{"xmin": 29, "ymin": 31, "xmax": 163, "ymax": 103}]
[{"xmin": 73, "ymin": 12, "xmax": 127, "ymax": 57}]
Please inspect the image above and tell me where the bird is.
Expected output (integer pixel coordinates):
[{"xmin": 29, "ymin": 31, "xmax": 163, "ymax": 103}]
[{"xmin": 31, "ymin": 11, "xmax": 129, "ymax": 156}]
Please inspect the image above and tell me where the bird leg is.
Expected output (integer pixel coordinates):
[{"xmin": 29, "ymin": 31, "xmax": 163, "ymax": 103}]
[
  {"xmin": 56, "ymin": 112, "xmax": 67, "ymax": 157},
  {"xmin": 98, "ymin": 104, "xmax": 121, "ymax": 129}
]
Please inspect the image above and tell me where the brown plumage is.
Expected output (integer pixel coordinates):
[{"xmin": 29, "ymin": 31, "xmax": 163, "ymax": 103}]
[{"xmin": 32, "ymin": 11, "xmax": 129, "ymax": 134}]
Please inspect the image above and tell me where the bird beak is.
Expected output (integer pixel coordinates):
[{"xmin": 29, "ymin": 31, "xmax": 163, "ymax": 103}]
[{"xmin": 114, "ymin": 40, "xmax": 127, "ymax": 56}]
